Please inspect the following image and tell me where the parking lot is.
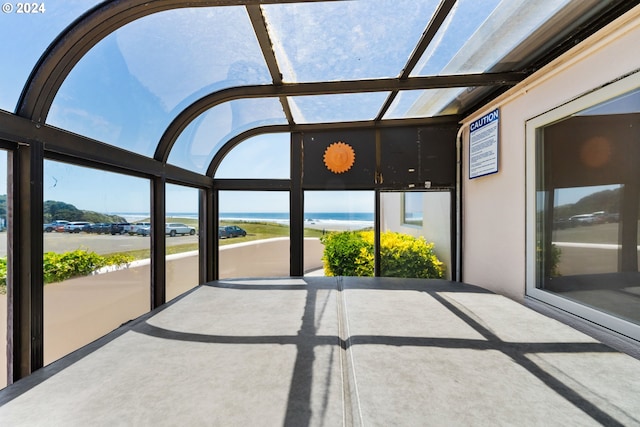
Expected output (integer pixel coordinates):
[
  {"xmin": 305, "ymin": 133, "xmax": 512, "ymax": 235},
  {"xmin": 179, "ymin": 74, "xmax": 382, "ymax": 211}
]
[{"xmin": 0, "ymin": 231, "xmax": 199, "ymax": 258}]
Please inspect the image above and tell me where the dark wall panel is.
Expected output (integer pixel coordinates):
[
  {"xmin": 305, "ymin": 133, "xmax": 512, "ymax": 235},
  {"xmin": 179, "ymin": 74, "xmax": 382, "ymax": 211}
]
[
  {"xmin": 300, "ymin": 125, "xmax": 457, "ymax": 190},
  {"xmin": 302, "ymin": 129, "xmax": 376, "ymax": 189},
  {"xmin": 380, "ymin": 126, "xmax": 457, "ymax": 188}
]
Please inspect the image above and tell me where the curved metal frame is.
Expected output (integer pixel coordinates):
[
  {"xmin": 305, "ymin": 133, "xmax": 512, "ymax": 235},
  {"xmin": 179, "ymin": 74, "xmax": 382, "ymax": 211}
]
[
  {"xmin": 156, "ymin": 72, "xmax": 525, "ymax": 163},
  {"xmin": 16, "ymin": 0, "xmax": 337, "ymax": 121}
]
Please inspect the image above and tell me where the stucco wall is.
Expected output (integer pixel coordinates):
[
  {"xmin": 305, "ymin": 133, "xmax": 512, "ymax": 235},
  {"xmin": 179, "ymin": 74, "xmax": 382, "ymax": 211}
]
[
  {"xmin": 219, "ymin": 237, "xmax": 325, "ymax": 278},
  {"xmin": 380, "ymin": 192, "xmax": 452, "ymax": 280},
  {"xmin": 461, "ymin": 7, "xmax": 640, "ymax": 301}
]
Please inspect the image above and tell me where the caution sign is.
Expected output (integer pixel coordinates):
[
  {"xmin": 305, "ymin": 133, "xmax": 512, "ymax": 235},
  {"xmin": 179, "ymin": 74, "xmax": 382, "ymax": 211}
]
[{"xmin": 469, "ymin": 109, "xmax": 499, "ymax": 179}]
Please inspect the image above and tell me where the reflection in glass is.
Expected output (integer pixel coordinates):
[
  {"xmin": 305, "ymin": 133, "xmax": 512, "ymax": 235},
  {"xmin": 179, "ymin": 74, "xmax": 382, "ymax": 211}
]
[
  {"xmin": 551, "ymin": 185, "xmax": 621, "ymax": 276},
  {"xmin": 166, "ymin": 184, "xmax": 200, "ymax": 301},
  {"xmin": 403, "ymin": 192, "xmax": 424, "ymax": 226},
  {"xmin": 219, "ymin": 191, "xmax": 289, "ymax": 279},
  {"xmin": 0, "ymin": 150, "xmax": 7, "ymax": 389},
  {"xmin": 215, "ymin": 133, "xmax": 290, "ymax": 179},
  {"xmin": 384, "ymin": 87, "xmax": 478, "ymax": 119},
  {"xmin": 43, "ymin": 161, "xmax": 150, "ymax": 365},
  {"xmin": 48, "ymin": 6, "xmax": 271, "ymax": 156},
  {"xmin": 382, "ymin": 191, "xmax": 451, "ymax": 280},
  {"xmin": 169, "ymin": 98, "xmax": 287, "ymax": 173},
  {"xmin": 411, "ymin": 0, "xmax": 570, "ymax": 76},
  {"xmin": 536, "ymin": 87, "xmax": 640, "ymax": 325},
  {"xmin": 304, "ymin": 191, "xmax": 374, "ymax": 276}
]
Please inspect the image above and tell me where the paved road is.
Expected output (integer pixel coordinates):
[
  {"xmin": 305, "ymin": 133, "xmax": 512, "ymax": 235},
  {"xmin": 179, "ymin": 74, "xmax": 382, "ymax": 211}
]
[{"xmin": 0, "ymin": 231, "xmax": 198, "ymax": 257}]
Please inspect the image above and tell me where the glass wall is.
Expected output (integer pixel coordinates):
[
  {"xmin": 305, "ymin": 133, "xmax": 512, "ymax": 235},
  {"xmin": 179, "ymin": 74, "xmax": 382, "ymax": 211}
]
[
  {"xmin": 43, "ymin": 161, "xmax": 150, "ymax": 365},
  {"xmin": 531, "ymin": 81, "xmax": 640, "ymax": 331},
  {"xmin": 166, "ymin": 184, "xmax": 200, "ymax": 301},
  {"xmin": 219, "ymin": 191, "xmax": 290, "ymax": 279},
  {"xmin": 381, "ymin": 191, "xmax": 451, "ymax": 280},
  {"xmin": 215, "ymin": 133, "xmax": 290, "ymax": 179},
  {"xmin": 304, "ymin": 191, "xmax": 374, "ymax": 276}
]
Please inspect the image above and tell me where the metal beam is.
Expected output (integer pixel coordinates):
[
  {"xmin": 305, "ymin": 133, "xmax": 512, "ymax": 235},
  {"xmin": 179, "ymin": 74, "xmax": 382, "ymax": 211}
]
[
  {"xmin": 156, "ymin": 72, "xmax": 523, "ymax": 162},
  {"xmin": 200, "ymin": 188, "xmax": 216, "ymax": 283},
  {"xmin": 8, "ymin": 142, "xmax": 44, "ymax": 382},
  {"xmin": 151, "ymin": 176, "xmax": 166, "ymax": 309},
  {"xmin": 214, "ymin": 179, "xmax": 291, "ymax": 191},
  {"xmin": 246, "ymin": 4, "xmax": 283, "ymax": 85},
  {"xmin": 400, "ymin": 0, "xmax": 458, "ymax": 79},
  {"xmin": 0, "ymin": 110, "xmax": 213, "ymax": 189},
  {"xmin": 376, "ymin": 0, "xmax": 458, "ymax": 121},
  {"xmin": 290, "ymin": 133, "xmax": 304, "ymax": 276}
]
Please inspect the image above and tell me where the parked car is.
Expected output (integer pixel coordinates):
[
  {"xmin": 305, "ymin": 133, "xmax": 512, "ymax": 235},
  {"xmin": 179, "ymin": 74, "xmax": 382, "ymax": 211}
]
[
  {"xmin": 165, "ymin": 223, "xmax": 196, "ymax": 237},
  {"xmin": 64, "ymin": 221, "xmax": 92, "ymax": 233},
  {"xmin": 43, "ymin": 220, "xmax": 69, "ymax": 232},
  {"xmin": 218, "ymin": 225, "xmax": 246, "ymax": 238},
  {"xmin": 85, "ymin": 222, "xmax": 111, "ymax": 234},
  {"xmin": 110, "ymin": 222, "xmax": 131, "ymax": 235},
  {"xmin": 133, "ymin": 223, "xmax": 151, "ymax": 236}
]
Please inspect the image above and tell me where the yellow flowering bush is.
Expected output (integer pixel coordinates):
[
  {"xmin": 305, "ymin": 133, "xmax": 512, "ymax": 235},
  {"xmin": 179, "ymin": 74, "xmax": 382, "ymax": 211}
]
[{"xmin": 321, "ymin": 230, "xmax": 444, "ymax": 278}]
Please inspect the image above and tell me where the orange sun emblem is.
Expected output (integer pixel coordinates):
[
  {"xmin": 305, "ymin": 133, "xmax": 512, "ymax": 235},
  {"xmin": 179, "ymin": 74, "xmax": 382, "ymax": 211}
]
[{"xmin": 323, "ymin": 141, "xmax": 355, "ymax": 174}]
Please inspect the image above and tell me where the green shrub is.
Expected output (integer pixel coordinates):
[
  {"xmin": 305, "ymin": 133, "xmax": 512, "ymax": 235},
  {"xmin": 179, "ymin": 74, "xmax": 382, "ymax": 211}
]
[
  {"xmin": 0, "ymin": 257, "xmax": 6, "ymax": 295},
  {"xmin": 42, "ymin": 250, "xmax": 134, "ymax": 284},
  {"xmin": 321, "ymin": 230, "xmax": 445, "ymax": 279},
  {"xmin": 43, "ymin": 250, "xmax": 106, "ymax": 283},
  {"xmin": 103, "ymin": 253, "xmax": 134, "ymax": 267},
  {"xmin": 320, "ymin": 231, "xmax": 372, "ymax": 276},
  {"xmin": 536, "ymin": 243, "xmax": 562, "ymax": 277},
  {"xmin": 0, "ymin": 250, "xmax": 135, "ymax": 293}
]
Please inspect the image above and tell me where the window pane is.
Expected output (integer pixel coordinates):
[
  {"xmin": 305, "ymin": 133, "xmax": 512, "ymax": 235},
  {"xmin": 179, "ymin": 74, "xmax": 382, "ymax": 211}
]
[
  {"xmin": 536, "ymin": 87, "xmax": 640, "ymax": 326},
  {"xmin": 382, "ymin": 191, "xmax": 451, "ymax": 280},
  {"xmin": 384, "ymin": 87, "xmax": 479, "ymax": 119},
  {"xmin": 215, "ymin": 133, "xmax": 290, "ymax": 179},
  {"xmin": 0, "ymin": 150, "xmax": 7, "ymax": 389},
  {"xmin": 411, "ymin": 0, "xmax": 571, "ymax": 76},
  {"xmin": 305, "ymin": 191, "xmax": 374, "ymax": 277},
  {"xmin": 403, "ymin": 192, "xmax": 424, "ymax": 226},
  {"xmin": 48, "ymin": 6, "xmax": 272, "ymax": 156},
  {"xmin": 263, "ymin": 0, "xmax": 440, "ymax": 83},
  {"xmin": 43, "ymin": 161, "xmax": 150, "ymax": 365},
  {"xmin": 289, "ymin": 93, "xmax": 390, "ymax": 124},
  {"xmin": 219, "ymin": 191, "xmax": 289, "ymax": 279},
  {"xmin": 0, "ymin": 1, "xmax": 102, "ymax": 112},
  {"xmin": 169, "ymin": 98, "xmax": 287, "ymax": 173},
  {"xmin": 166, "ymin": 184, "xmax": 200, "ymax": 301}
]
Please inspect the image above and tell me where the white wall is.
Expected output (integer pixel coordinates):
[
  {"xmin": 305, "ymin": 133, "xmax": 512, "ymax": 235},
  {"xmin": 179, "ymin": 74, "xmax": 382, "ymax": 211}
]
[
  {"xmin": 461, "ymin": 6, "xmax": 640, "ymax": 301},
  {"xmin": 381, "ymin": 192, "xmax": 452, "ymax": 280}
]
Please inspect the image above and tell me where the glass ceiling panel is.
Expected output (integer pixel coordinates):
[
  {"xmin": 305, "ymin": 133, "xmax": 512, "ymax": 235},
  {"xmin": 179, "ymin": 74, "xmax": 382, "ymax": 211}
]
[
  {"xmin": 0, "ymin": 1, "xmax": 102, "ymax": 112},
  {"xmin": 48, "ymin": 6, "xmax": 271, "ymax": 156},
  {"xmin": 262, "ymin": 0, "xmax": 440, "ymax": 83},
  {"xmin": 384, "ymin": 88, "xmax": 479, "ymax": 119},
  {"xmin": 289, "ymin": 92, "xmax": 390, "ymax": 124},
  {"xmin": 168, "ymin": 98, "xmax": 287, "ymax": 174},
  {"xmin": 411, "ymin": 0, "xmax": 571, "ymax": 76}
]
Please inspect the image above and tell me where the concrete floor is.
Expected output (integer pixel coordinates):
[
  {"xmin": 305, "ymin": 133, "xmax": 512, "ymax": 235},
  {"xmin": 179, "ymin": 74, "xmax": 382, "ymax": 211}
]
[{"xmin": 1, "ymin": 277, "xmax": 639, "ymax": 426}]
